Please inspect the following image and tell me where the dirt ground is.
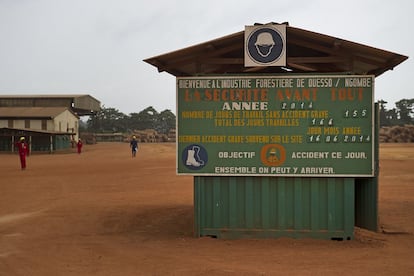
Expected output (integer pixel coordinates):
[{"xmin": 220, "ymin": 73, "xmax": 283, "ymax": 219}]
[{"xmin": 1, "ymin": 142, "xmax": 413, "ymax": 275}]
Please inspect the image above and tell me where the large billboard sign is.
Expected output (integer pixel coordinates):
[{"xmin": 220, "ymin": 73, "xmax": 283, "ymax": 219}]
[{"xmin": 177, "ymin": 75, "xmax": 374, "ymax": 177}]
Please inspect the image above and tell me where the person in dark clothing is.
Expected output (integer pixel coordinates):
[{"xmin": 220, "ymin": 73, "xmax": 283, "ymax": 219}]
[{"xmin": 130, "ymin": 135, "xmax": 138, "ymax": 157}]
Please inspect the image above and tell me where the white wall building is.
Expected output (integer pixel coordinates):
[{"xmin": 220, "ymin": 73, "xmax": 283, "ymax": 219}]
[{"xmin": 0, "ymin": 107, "xmax": 80, "ymax": 140}]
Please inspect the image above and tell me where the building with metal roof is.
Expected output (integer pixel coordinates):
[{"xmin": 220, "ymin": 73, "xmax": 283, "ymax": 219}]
[
  {"xmin": 0, "ymin": 94, "xmax": 100, "ymax": 116},
  {"xmin": 0, "ymin": 94, "xmax": 101, "ymax": 153},
  {"xmin": 0, "ymin": 107, "xmax": 80, "ymax": 153}
]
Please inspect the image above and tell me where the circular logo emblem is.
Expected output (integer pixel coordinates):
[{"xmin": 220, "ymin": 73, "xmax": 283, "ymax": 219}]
[
  {"xmin": 260, "ymin": 144, "xmax": 286, "ymax": 166},
  {"xmin": 246, "ymin": 27, "xmax": 285, "ymax": 65},
  {"xmin": 182, "ymin": 144, "xmax": 208, "ymax": 170}
]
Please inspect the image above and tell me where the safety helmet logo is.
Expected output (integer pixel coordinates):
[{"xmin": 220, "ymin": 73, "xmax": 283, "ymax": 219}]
[
  {"xmin": 245, "ymin": 25, "xmax": 286, "ymax": 66},
  {"xmin": 254, "ymin": 32, "xmax": 275, "ymax": 57}
]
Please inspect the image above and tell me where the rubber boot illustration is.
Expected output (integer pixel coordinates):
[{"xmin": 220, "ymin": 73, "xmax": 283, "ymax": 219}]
[
  {"xmin": 192, "ymin": 146, "xmax": 204, "ymax": 165},
  {"xmin": 186, "ymin": 146, "xmax": 204, "ymax": 167},
  {"xmin": 186, "ymin": 149, "xmax": 201, "ymax": 167}
]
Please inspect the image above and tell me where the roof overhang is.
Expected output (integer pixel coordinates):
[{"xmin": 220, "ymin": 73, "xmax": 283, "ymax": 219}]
[
  {"xmin": 144, "ymin": 24, "xmax": 408, "ymax": 77},
  {"xmin": 0, "ymin": 107, "xmax": 80, "ymax": 119},
  {"xmin": 0, "ymin": 127, "xmax": 75, "ymax": 136},
  {"xmin": 0, "ymin": 94, "xmax": 100, "ymax": 116}
]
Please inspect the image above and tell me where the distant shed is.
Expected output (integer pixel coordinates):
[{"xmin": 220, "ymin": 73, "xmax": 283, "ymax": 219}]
[{"xmin": 0, "ymin": 107, "xmax": 79, "ymax": 152}]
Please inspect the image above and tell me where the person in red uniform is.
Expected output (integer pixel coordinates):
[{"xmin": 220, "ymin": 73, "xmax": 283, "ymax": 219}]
[
  {"xmin": 76, "ymin": 138, "xmax": 83, "ymax": 154},
  {"xmin": 16, "ymin": 136, "xmax": 29, "ymax": 170}
]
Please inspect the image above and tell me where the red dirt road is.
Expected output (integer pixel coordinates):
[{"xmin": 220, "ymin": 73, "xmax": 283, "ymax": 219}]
[{"xmin": 1, "ymin": 143, "xmax": 414, "ymax": 275}]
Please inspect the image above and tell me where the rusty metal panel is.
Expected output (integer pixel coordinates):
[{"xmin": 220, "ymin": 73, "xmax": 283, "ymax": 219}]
[{"xmin": 194, "ymin": 176, "xmax": 355, "ymax": 240}]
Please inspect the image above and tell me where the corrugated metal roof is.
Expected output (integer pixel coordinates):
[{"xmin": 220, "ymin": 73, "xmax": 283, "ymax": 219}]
[
  {"xmin": 0, "ymin": 94, "xmax": 100, "ymax": 115},
  {"xmin": 0, "ymin": 107, "xmax": 78, "ymax": 119},
  {"xmin": 0, "ymin": 94, "xmax": 92, "ymax": 98},
  {"xmin": 0, "ymin": 127, "xmax": 75, "ymax": 135},
  {"xmin": 144, "ymin": 24, "xmax": 408, "ymax": 77}
]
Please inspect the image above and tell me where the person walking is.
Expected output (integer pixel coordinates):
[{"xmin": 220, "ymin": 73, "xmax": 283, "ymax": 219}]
[
  {"xmin": 130, "ymin": 135, "xmax": 138, "ymax": 157},
  {"xmin": 15, "ymin": 136, "xmax": 29, "ymax": 170},
  {"xmin": 77, "ymin": 138, "xmax": 83, "ymax": 154}
]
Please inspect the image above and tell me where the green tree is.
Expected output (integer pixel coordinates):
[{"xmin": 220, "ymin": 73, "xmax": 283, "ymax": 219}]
[
  {"xmin": 395, "ymin": 98, "xmax": 414, "ymax": 125},
  {"xmin": 87, "ymin": 106, "xmax": 128, "ymax": 132},
  {"xmin": 156, "ymin": 109, "xmax": 176, "ymax": 134},
  {"xmin": 129, "ymin": 106, "xmax": 158, "ymax": 130},
  {"xmin": 84, "ymin": 105, "xmax": 176, "ymax": 134},
  {"xmin": 385, "ymin": 108, "xmax": 399, "ymax": 126}
]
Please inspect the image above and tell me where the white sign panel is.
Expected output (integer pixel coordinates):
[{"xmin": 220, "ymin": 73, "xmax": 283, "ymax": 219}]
[{"xmin": 245, "ymin": 24, "xmax": 286, "ymax": 67}]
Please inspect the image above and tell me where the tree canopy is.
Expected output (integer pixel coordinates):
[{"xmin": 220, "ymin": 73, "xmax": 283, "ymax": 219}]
[
  {"xmin": 85, "ymin": 106, "xmax": 175, "ymax": 134},
  {"xmin": 379, "ymin": 98, "xmax": 414, "ymax": 126}
]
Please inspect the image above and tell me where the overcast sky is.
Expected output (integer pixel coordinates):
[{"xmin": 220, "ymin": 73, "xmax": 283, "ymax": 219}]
[{"xmin": 0, "ymin": 0, "xmax": 412, "ymax": 115}]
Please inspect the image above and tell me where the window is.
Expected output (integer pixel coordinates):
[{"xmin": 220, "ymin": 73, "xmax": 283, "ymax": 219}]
[{"xmin": 41, "ymin": 120, "xmax": 47, "ymax": 130}]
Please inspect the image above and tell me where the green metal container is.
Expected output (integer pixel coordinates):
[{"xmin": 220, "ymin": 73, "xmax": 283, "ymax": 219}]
[{"xmin": 194, "ymin": 176, "xmax": 355, "ymax": 240}]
